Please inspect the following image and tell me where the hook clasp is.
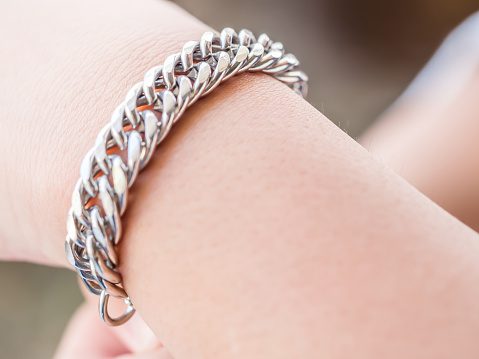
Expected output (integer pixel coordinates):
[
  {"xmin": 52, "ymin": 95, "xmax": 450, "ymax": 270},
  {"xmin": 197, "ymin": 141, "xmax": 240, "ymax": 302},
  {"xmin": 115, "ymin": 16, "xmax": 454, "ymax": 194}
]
[{"xmin": 99, "ymin": 290, "xmax": 135, "ymax": 326}]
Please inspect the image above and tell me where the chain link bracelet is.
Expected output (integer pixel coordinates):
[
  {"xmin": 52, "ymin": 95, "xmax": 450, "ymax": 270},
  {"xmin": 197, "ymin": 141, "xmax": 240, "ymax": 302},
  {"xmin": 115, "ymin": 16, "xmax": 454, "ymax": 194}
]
[{"xmin": 65, "ymin": 27, "xmax": 308, "ymax": 326}]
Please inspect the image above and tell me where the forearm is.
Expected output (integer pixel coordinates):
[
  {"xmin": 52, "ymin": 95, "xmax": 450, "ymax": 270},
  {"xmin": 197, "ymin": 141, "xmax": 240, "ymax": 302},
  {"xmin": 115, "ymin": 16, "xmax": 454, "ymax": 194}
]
[{"xmin": 121, "ymin": 73, "xmax": 479, "ymax": 358}]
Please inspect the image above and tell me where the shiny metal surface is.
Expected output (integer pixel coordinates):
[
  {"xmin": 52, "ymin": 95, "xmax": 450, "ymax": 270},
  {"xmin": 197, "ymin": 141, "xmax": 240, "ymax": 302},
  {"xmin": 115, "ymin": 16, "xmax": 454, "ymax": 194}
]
[{"xmin": 65, "ymin": 28, "xmax": 308, "ymax": 326}]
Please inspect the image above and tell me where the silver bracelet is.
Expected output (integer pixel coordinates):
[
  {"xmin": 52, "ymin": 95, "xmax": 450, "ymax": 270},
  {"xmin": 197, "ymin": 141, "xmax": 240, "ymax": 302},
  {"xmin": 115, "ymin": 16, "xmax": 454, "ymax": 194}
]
[{"xmin": 65, "ymin": 28, "xmax": 308, "ymax": 326}]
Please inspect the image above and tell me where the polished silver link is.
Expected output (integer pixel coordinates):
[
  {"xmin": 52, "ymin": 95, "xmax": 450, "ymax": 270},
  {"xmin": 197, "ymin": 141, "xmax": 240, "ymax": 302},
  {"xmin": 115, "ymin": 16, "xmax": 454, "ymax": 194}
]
[{"xmin": 65, "ymin": 28, "xmax": 308, "ymax": 326}]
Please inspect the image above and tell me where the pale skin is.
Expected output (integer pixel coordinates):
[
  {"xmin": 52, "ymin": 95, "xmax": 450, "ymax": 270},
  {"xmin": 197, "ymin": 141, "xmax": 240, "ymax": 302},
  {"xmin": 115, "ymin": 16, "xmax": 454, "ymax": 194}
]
[
  {"xmin": 361, "ymin": 12, "xmax": 479, "ymax": 231},
  {"xmin": 1, "ymin": 0, "xmax": 479, "ymax": 358}
]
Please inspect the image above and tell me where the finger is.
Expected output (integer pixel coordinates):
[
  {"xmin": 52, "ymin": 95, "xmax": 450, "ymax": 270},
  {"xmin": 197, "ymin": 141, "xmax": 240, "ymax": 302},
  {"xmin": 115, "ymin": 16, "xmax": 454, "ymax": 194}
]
[
  {"xmin": 80, "ymin": 283, "xmax": 159, "ymax": 353},
  {"xmin": 116, "ymin": 348, "xmax": 174, "ymax": 359},
  {"xmin": 54, "ymin": 302, "xmax": 129, "ymax": 359},
  {"xmin": 56, "ymin": 301, "xmax": 173, "ymax": 359}
]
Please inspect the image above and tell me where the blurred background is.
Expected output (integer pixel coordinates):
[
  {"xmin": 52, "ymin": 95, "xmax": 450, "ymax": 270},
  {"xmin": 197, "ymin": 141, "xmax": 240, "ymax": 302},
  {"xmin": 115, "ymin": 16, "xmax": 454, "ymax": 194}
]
[{"xmin": 1, "ymin": 0, "xmax": 478, "ymax": 357}]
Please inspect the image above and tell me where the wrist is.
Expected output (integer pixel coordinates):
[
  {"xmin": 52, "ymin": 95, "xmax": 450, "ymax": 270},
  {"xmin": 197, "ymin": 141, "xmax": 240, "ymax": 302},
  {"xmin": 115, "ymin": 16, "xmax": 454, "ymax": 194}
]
[{"xmin": 0, "ymin": 0, "xmax": 208, "ymax": 265}]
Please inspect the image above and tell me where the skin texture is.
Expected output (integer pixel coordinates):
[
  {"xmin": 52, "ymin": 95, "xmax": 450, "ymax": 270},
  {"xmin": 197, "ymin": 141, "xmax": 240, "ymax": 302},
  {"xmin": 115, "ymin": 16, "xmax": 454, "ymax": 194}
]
[
  {"xmin": 55, "ymin": 302, "xmax": 172, "ymax": 358},
  {"xmin": 1, "ymin": 0, "xmax": 479, "ymax": 358},
  {"xmin": 121, "ymin": 75, "xmax": 479, "ymax": 358},
  {"xmin": 0, "ymin": 0, "xmax": 207, "ymax": 263}
]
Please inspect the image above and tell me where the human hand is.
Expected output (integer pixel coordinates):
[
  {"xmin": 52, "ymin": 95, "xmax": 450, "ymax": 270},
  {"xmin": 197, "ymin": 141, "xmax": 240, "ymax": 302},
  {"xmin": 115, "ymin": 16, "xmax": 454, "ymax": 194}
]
[{"xmin": 55, "ymin": 301, "xmax": 172, "ymax": 359}]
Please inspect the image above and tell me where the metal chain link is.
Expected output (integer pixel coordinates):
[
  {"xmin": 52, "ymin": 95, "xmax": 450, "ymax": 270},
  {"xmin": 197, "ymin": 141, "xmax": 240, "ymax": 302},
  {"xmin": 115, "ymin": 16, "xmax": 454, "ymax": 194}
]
[{"xmin": 65, "ymin": 27, "xmax": 308, "ymax": 326}]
